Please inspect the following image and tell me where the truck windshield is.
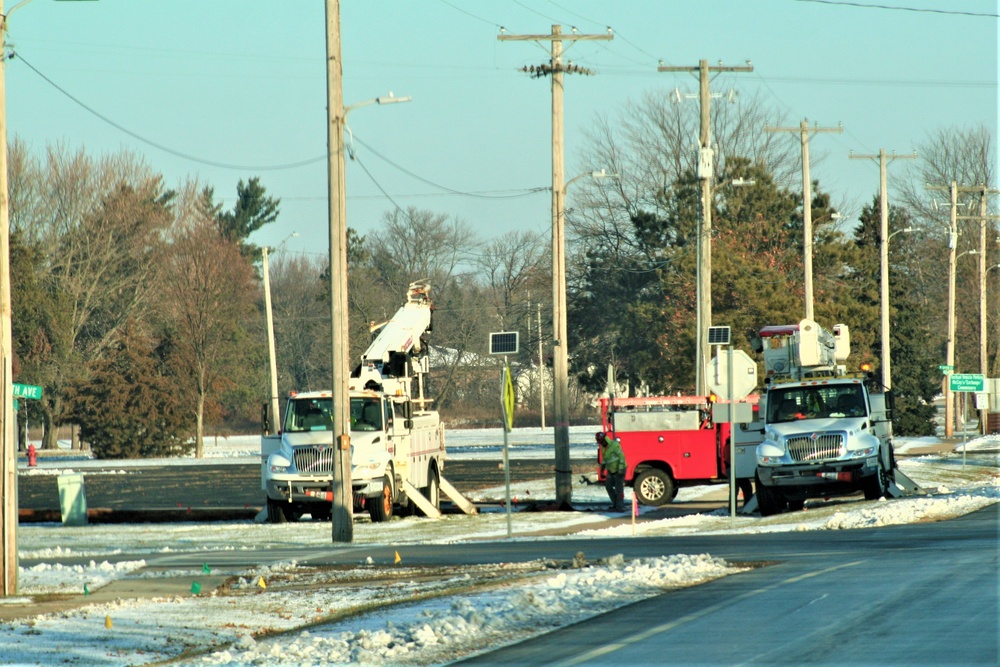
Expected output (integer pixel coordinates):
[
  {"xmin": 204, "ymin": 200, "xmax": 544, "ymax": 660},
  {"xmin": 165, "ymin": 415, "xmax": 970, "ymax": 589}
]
[
  {"xmin": 283, "ymin": 397, "xmax": 383, "ymax": 432},
  {"xmin": 284, "ymin": 398, "xmax": 333, "ymax": 432},
  {"xmin": 766, "ymin": 385, "xmax": 866, "ymax": 423}
]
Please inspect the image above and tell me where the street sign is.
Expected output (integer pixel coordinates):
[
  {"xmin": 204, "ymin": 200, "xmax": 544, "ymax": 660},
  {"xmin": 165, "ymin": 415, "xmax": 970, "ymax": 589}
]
[
  {"xmin": 949, "ymin": 373, "xmax": 985, "ymax": 393},
  {"xmin": 12, "ymin": 383, "xmax": 43, "ymax": 400},
  {"xmin": 707, "ymin": 349, "xmax": 758, "ymax": 400},
  {"xmin": 938, "ymin": 364, "xmax": 954, "ymax": 373},
  {"xmin": 501, "ymin": 362, "xmax": 515, "ymax": 432}
]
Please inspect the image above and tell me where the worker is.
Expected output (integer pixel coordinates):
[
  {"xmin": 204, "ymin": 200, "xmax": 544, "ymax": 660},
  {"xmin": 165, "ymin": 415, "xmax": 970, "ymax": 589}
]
[{"xmin": 598, "ymin": 431, "xmax": 626, "ymax": 512}]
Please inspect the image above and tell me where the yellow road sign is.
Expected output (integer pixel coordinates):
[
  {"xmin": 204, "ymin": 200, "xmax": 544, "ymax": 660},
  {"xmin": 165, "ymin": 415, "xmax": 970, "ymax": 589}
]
[{"xmin": 502, "ymin": 362, "xmax": 515, "ymax": 432}]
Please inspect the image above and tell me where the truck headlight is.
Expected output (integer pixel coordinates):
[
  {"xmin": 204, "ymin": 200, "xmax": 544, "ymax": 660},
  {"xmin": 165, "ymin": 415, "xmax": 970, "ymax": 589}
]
[
  {"xmin": 268, "ymin": 454, "xmax": 292, "ymax": 474},
  {"xmin": 757, "ymin": 440, "xmax": 785, "ymax": 465}
]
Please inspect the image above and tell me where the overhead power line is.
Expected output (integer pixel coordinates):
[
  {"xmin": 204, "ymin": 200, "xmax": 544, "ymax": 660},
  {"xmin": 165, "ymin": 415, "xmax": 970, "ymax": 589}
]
[
  {"xmin": 14, "ymin": 51, "xmax": 327, "ymax": 171},
  {"xmin": 792, "ymin": 0, "xmax": 999, "ymax": 17}
]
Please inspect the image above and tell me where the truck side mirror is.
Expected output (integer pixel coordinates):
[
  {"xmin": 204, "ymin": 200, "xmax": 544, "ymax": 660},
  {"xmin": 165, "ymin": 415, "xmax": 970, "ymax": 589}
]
[
  {"xmin": 885, "ymin": 390, "xmax": 895, "ymax": 421},
  {"xmin": 404, "ymin": 401, "xmax": 413, "ymax": 419},
  {"xmin": 261, "ymin": 403, "xmax": 271, "ymax": 435}
]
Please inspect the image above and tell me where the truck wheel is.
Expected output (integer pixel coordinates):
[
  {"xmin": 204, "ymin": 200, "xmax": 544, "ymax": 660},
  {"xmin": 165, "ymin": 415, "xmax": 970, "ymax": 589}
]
[
  {"xmin": 634, "ymin": 469, "xmax": 675, "ymax": 506},
  {"xmin": 267, "ymin": 498, "xmax": 288, "ymax": 524},
  {"xmin": 863, "ymin": 454, "xmax": 890, "ymax": 500},
  {"xmin": 368, "ymin": 475, "xmax": 395, "ymax": 523},
  {"xmin": 755, "ymin": 473, "xmax": 785, "ymax": 517}
]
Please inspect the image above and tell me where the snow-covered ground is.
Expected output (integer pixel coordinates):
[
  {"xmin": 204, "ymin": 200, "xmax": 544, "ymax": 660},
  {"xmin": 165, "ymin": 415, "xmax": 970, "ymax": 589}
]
[{"xmin": 2, "ymin": 428, "xmax": 998, "ymax": 667}]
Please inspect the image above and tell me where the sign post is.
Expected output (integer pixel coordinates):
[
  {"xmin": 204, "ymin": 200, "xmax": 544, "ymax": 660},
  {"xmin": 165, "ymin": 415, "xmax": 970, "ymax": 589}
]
[
  {"xmin": 489, "ymin": 331, "xmax": 519, "ymax": 539},
  {"xmin": 948, "ymin": 374, "xmax": 985, "ymax": 466}
]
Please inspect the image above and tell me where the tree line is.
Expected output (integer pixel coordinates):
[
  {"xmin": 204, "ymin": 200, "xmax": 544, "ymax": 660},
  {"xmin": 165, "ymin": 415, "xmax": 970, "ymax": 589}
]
[{"xmin": 9, "ymin": 92, "xmax": 996, "ymax": 457}]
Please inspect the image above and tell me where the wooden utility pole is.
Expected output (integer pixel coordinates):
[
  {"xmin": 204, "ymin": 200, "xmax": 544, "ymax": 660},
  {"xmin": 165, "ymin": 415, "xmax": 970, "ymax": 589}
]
[
  {"xmin": 658, "ymin": 60, "xmax": 752, "ymax": 396},
  {"xmin": 849, "ymin": 149, "xmax": 916, "ymax": 392},
  {"xmin": 325, "ymin": 0, "xmax": 352, "ymax": 542},
  {"xmin": 537, "ymin": 303, "xmax": 546, "ymax": 429},
  {"xmin": 958, "ymin": 187, "xmax": 998, "ymax": 435},
  {"xmin": 926, "ymin": 181, "xmax": 991, "ymax": 438},
  {"xmin": 499, "ymin": 25, "xmax": 611, "ymax": 507},
  {"xmin": 767, "ymin": 120, "xmax": 842, "ymax": 321},
  {"xmin": 0, "ymin": 0, "xmax": 17, "ymax": 597}
]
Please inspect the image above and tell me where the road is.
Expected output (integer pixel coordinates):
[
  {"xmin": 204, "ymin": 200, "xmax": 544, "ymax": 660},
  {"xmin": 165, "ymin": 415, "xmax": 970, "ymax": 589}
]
[{"xmin": 135, "ymin": 503, "xmax": 997, "ymax": 666}]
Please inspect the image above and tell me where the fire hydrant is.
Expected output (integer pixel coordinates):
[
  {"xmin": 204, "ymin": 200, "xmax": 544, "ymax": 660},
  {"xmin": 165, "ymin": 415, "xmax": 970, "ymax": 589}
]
[{"xmin": 27, "ymin": 444, "xmax": 37, "ymax": 467}]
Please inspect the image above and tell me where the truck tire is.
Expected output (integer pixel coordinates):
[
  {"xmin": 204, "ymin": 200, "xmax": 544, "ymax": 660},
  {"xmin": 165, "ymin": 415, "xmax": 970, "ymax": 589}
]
[
  {"xmin": 755, "ymin": 472, "xmax": 786, "ymax": 517},
  {"xmin": 368, "ymin": 474, "xmax": 395, "ymax": 523},
  {"xmin": 633, "ymin": 469, "xmax": 675, "ymax": 506},
  {"xmin": 267, "ymin": 498, "xmax": 288, "ymax": 524},
  {"xmin": 863, "ymin": 451, "xmax": 892, "ymax": 500}
]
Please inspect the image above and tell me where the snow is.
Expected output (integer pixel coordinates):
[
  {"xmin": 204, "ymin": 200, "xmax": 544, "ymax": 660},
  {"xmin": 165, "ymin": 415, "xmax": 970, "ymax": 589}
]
[{"xmin": 2, "ymin": 428, "xmax": 998, "ymax": 666}]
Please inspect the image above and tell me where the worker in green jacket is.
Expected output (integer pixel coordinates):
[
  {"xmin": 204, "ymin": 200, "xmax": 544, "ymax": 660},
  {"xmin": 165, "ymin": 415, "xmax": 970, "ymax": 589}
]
[{"xmin": 597, "ymin": 431, "xmax": 626, "ymax": 512}]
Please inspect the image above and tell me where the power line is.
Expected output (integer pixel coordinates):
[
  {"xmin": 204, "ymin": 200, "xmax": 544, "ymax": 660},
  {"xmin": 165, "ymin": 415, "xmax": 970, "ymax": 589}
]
[
  {"xmin": 13, "ymin": 51, "xmax": 327, "ymax": 171},
  {"xmin": 792, "ymin": 0, "xmax": 999, "ymax": 18},
  {"xmin": 351, "ymin": 134, "xmax": 549, "ymax": 199}
]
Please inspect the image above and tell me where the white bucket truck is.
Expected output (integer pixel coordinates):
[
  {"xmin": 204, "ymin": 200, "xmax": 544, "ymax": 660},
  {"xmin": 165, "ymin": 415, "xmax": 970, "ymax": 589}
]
[
  {"xmin": 752, "ymin": 318, "xmax": 915, "ymax": 516},
  {"xmin": 262, "ymin": 282, "xmax": 472, "ymax": 523}
]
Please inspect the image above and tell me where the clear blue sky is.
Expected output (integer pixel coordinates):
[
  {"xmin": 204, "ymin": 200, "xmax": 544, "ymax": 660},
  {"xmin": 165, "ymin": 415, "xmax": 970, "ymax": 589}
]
[{"xmin": 6, "ymin": 0, "xmax": 997, "ymax": 259}]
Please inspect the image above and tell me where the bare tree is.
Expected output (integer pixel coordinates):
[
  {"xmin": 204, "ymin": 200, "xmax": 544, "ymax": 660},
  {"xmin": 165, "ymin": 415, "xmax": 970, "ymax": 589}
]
[
  {"xmin": 8, "ymin": 142, "xmax": 172, "ymax": 448},
  {"xmin": 366, "ymin": 207, "xmax": 477, "ymax": 301}
]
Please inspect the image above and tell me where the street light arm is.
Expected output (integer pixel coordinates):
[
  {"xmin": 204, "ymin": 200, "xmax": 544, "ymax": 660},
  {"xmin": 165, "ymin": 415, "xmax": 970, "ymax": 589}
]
[
  {"xmin": 344, "ymin": 93, "xmax": 411, "ymax": 123},
  {"xmin": 887, "ymin": 227, "xmax": 914, "ymax": 241},
  {"xmin": 562, "ymin": 168, "xmax": 617, "ymax": 195}
]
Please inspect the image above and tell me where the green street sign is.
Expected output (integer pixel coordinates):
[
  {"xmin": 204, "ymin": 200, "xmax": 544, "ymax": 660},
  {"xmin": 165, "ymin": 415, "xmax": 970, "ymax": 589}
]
[
  {"xmin": 938, "ymin": 364, "xmax": 954, "ymax": 373},
  {"xmin": 949, "ymin": 373, "xmax": 985, "ymax": 393},
  {"xmin": 12, "ymin": 383, "xmax": 43, "ymax": 400}
]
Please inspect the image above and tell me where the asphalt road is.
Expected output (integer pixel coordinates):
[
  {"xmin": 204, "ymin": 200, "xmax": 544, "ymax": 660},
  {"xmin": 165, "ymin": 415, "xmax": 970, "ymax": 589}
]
[
  {"xmin": 16, "ymin": 458, "xmax": 597, "ymax": 512},
  {"xmin": 137, "ymin": 503, "xmax": 999, "ymax": 666}
]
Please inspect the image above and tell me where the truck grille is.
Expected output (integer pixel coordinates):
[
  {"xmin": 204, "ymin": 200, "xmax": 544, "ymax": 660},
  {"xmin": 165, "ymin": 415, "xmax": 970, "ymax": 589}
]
[
  {"xmin": 786, "ymin": 433, "xmax": 843, "ymax": 462},
  {"xmin": 294, "ymin": 446, "xmax": 336, "ymax": 474}
]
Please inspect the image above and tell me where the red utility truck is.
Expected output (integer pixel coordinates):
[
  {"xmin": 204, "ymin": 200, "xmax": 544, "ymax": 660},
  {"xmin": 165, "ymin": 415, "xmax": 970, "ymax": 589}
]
[{"xmin": 597, "ymin": 395, "xmax": 760, "ymax": 506}]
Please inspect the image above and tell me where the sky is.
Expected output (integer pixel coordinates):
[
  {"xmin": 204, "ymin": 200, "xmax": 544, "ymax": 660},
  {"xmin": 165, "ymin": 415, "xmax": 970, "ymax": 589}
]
[
  {"xmin": 5, "ymin": 1, "xmax": 997, "ymax": 262},
  {"xmin": 2, "ymin": 428, "xmax": 998, "ymax": 665}
]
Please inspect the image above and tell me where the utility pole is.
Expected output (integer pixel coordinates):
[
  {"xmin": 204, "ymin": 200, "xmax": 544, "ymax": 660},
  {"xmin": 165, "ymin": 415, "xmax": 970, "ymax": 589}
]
[
  {"xmin": 849, "ymin": 149, "xmax": 916, "ymax": 392},
  {"xmin": 0, "ymin": 0, "xmax": 17, "ymax": 598},
  {"xmin": 325, "ymin": 0, "xmax": 352, "ymax": 542},
  {"xmin": 262, "ymin": 247, "xmax": 281, "ymax": 433},
  {"xmin": 537, "ymin": 303, "xmax": 546, "ymax": 429},
  {"xmin": 926, "ymin": 181, "xmax": 990, "ymax": 438},
  {"xmin": 959, "ymin": 187, "xmax": 998, "ymax": 435},
  {"xmin": 658, "ymin": 60, "xmax": 752, "ymax": 396},
  {"xmin": 499, "ymin": 25, "xmax": 611, "ymax": 508},
  {"xmin": 767, "ymin": 120, "xmax": 843, "ymax": 321}
]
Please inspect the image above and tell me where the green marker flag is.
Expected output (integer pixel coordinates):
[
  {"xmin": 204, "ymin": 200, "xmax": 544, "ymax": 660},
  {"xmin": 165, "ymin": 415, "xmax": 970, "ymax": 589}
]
[
  {"xmin": 191, "ymin": 581, "xmax": 202, "ymax": 594},
  {"xmin": 83, "ymin": 583, "xmax": 90, "ymax": 596},
  {"xmin": 202, "ymin": 563, "xmax": 210, "ymax": 574}
]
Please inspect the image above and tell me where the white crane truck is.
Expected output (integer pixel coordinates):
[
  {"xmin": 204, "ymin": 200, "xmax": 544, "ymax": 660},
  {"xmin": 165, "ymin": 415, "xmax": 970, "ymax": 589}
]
[
  {"xmin": 752, "ymin": 318, "xmax": 917, "ymax": 516},
  {"xmin": 261, "ymin": 282, "xmax": 474, "ymax": 523}
]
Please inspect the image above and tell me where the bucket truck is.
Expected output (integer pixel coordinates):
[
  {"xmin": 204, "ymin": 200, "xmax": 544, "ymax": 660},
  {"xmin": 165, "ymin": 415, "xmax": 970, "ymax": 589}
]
[
  {"xmin": 752, "ymin": 318, "xmax": 917, "ymax": 516},
  {"xmin": 261, "ymin": 282, "xmax": 475, "ymax": 523}
]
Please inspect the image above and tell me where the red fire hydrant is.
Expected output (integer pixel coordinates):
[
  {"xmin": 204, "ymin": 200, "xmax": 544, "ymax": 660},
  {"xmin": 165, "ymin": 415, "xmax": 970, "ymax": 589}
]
[{"xmin": 27, "ymin": 444, "xmax": 37, "ymax": 467}]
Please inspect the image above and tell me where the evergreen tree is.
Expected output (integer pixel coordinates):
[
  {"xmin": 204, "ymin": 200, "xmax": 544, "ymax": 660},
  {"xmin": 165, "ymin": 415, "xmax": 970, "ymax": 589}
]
[
  {"xmin": 852, "ymin": 198, "xmax": 938, "ymax": 435},
  {"xmin": 68, "ymin": 326, "xmax": 193, "ymax": 459},
  {"xmin": 214, "ymin": 177, "xmax": 281, "ymax": 259}
]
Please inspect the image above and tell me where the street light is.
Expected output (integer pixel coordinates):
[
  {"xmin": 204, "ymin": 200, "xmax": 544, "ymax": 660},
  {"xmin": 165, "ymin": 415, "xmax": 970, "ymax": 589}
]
[
  {"xmin": 880, "ymin": 227, "xmax": 913, "ymax": 391},
  {"xmin": 551, "ymin": 168, "xmax": 615, "ymax": 506}
]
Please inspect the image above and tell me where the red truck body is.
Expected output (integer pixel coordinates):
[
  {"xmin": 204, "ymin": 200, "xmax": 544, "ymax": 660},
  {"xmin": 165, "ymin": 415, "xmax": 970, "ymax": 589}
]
[{"xmin": 597, "ymin": 395, "xmax": 759, "ymax": 506}]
